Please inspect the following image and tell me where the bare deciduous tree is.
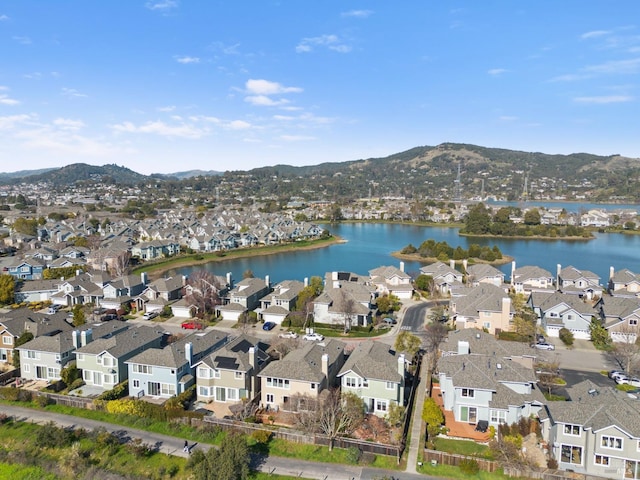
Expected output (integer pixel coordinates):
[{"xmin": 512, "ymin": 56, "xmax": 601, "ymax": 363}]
[
  {"xmin": 186, "ymin": 270, "xmax": 221, "ymax": 318},
  {"xmin": 110, "ymin": 250, "xmax": 131, "ymax": 277},
  {"xmin": 613, "ymin": 322, "xmax": 640, "ymax": 373}
]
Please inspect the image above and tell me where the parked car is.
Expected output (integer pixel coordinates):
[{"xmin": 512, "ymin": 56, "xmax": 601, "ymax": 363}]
[
  {"xmin": 181, "ymin": 321, "xmax": 204, "ymax": 330},
  {"xmin": 93, "ymin": 307, "xmax": 107, "ymax": 315},
  {"xmin": 47, "ymin": 305, "xmax": 61, "ymax": 314},
  {"xmin": 278, "ymin": 331, "xmax": 298, "ymax": 339},
  {"xmin": 303, "ymin": 332, "xmax": 324, "ymax": 342},
  {"xmin": 143, "ymin": 311, "xmax": 159, "ymax": 320},
  {"xmin": 382, "ymin": 317, "xmax": 397, "ymax": 325},
  {"xmin": 616, "ymin": 376, "xmax": 640, "ymax": 387},
  {"xmin": 536, "ymin": 334, "xmax": 546, "ymax": 344},
  {"xmin": 609, "ymin": 371, "xmax": 629, "ymax": 382},
  {"xmin": 101, "ymin": 313, "xmax": 119, "ymax": 321},
  {"xmin": 531, "ymin": 342, "xmax": 555, "ymax": 351},
  {"xmin": 262, "ymin": 321, "xmax": 276, "ymax": 331}
]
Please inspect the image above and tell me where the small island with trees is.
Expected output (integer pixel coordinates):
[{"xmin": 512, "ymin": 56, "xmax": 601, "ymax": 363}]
[
  {"xmin": 460, "ymin": 203, "xmax": 594, "ymax": 239},
  {"xmin": 393, "ymin": 238, "xmax": 511, "ymax": 265}
]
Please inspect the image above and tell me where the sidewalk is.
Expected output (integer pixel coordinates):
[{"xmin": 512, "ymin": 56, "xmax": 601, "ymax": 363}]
[{"xmin": 404, "ymin": 353, "xmax": 429, "ymax": 473}]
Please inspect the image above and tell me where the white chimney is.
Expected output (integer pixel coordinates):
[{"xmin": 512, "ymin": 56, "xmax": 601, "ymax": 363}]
[
  {"xmin": 182, "ymin": 275, "xmax": 187, "ymax": 286},
  {"xmin": 265, "ymin": 275, "xmax": 270, "ymax": 287},
  {"xmin": 72, "ymin": 330, "xmax": 80, "ymax": 349},
  {"xmin": 398, "ymin": 353, "xmax": 405, "ymax": 376},
  {"xmin": 399, "ymin": 261, "xmax": 405, "ymax": 273},
  {"xmin": 76, "ymin": 269, "xmax": 81, "ymax": 277},
  {"xmin": 80, "ymin": 328, "xmax": 92, "ymax": 346},
  {"xmin": 321, "ymin": 353, "xmax": 329, "ymax": 379},
  {"xmin": 449, "ymin": 259, "xmax": 455, "ymax": 269},
  {"xmin": 304, "ymin": 277, "xmax": 308, "ymax": 287},
  {"xmin": 609, "ymin": 266, "xmax": 615, "ymax": 281},
  {"xmin": 556, "ymin": 264, "xmax": 561, "ymax": 289},
  {"xmin": 185, "ymin": 342, "xmax": 193, "ymax": 366},
  {"xmin": 457, "ymin": 340, "xmax": 470, "ymax": 355},
  {"xmin": 249, "ymin": 346, "xmax": 257, "ymax": 370},
  {"xmin": 462, "ymin": 259, "xmax": 468, "ymax": 272},
  {"xmin": 226, "ymin": 272, "xmax": 232, "ymax": 287},
  {"xmin": 141, "ymin": 272, "xmax": 148, "ymax": 286},
  {"xmin": 511, "ymin": 261, "xmax": 516, "ymax": 285}
]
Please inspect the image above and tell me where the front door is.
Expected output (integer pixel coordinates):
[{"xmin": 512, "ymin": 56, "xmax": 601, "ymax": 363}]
[{"xmin": 93, "ymin": 371, "xmax": 102, "ymax": 386}]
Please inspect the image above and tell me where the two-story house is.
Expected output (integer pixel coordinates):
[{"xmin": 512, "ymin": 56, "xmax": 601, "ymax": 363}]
[
  {"xmin": 420, "ymin": 261, "xmax": 464, "ymax": 294},
  {"xmin": 465, "ymin": 263, "xmax": 505, "ymax": 288},
  {"xmin": 608, "ymin": 267, "xmax": 640, "ymax": 298},
  {"xmin": 450, "ymin": 284, "xmax": 514, "ymax": 334},
  {"xmin": 258, "ymin": 339, "xmax": 346, "ymax": 412},
  {"xmin": 217, "ymin": 277, "xmax": 272, "ymax": 321},
  {"xmin": 127, "ymin": 329, "xmax": 229, "ymax": 399},
  {"xmin": 595, "ymin": 295, "xmax": 640, "ymax": 344},
  {"xmin": 368, "ymin": 263, "xmax": 414, "ymax": 300},
  {"xmin": 541, "ymin": 380, "xmax": 640, "ymax": 478},
  {"xmin": 194, "ymin": 334, "xmax": 270, "ymax": 414},
  {"xmin": 510, "ymin": 262, "xmax": 554, "ymax": 294},
  {"xmin": 528, "ymin": 291, "xmax": 596, "ymax": 340},
  {"xmin": 75, "ymin": 325, "xmax": 165, "ymax": 392},
  {"xmin": 557, "ymin": 265, "xmax": 601, "ymax": 299},
  {"xmin": 17, "ymin": 322, "xmax": 129, "ymax": 382},
  {"xmin": 259, "ymin": 280, "xmax": 304, "ymax": 325},
  {"xmin": 337, "ymin": 340, "xmax": 405, "ymax": 417},
  {"xmin": 7, "ymin": 257, "xmax": 46, "ymax": 280}
]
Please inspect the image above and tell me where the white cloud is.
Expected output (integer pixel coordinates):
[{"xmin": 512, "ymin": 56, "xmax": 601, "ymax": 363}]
[
  {"xmin": 23, "ymin": 72, "xmax": 43, "ymax": 79},
  {"xmin": 110, "ymin": 120, "xmax": 209, "ymax": 139},
  {"xmin": 61, "ymin": 87, "xmax": 88, "ymax": 98},
  {"xmin": 487, "ymin": 68, "xmax": 507, "ymax": 76},
  {"xmin": 244, "ymin": 95, "xmax": 290, "ymax": 107},
  {"xmin": 296, "ymin": 34, "xmax": 352, "ymax": 53},
  {"xmin": 146, "ymin": 0, "xmax": 177, "ymax": 11},
  {"xmin": 573, "ymin": 95, "xmax": 633, "ymax": 104},
  {"xmin": 0, "ymin": 14, "xmax": 9, "ymax": 21},
  {"xmin": 585, "ymin": 58, "xmax": 640, "ymax": 74},
  {"xmin": 53, "ymin": 118, "xmax": 85, "ymax": 131},
  {"xmin": 175, "ymin": 56, "xmax": 200, "ymax": 64},
  {"xmin": 12, "ymin": 36, "xmax": 32, "ymax": 45},
  {"xmin": 581, "ymin": 30, "xmax": 611, "ymax": 40},
  {"xmin": 341, "ymin": 10, "xmax": 373, "ymax": 18},
  {"xmin": 226, "ymin": 120, "xmax": 252, "ymax": 130},
  {"xmin": 0, "ymin": 114, "xmax": 35, "ymax": 130},
  {"xmin": 157, "ymin": 105, "xmax": 176, "ymax": 112},
  {"xmin": 499, "ymin": 116, "xmax": 518, "ymax": 121},
  {"xmin": 549, "ymin": 73, "xmax": 591, "ymax": 82},
  {"xmin": 279, "ymin": 135, "xmax": 315, "ymax": 142},
  {"xmin": 246, "ymin": 79, "xmax": 302, "ymax": 95},
  {"xmin": 0, "ymin": 93, "xmax": 19, "ymax": 106}
]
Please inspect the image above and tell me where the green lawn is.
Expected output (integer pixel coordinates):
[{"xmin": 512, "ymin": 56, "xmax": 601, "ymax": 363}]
[{"xmin": 433, "ymin": 437, "xmax": 492, "ymax": 458}]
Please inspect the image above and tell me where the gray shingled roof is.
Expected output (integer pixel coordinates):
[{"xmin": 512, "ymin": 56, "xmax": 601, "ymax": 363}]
[
  {"xmin": 259, "ymin": 338, "xmax": 346, "ymax": 384},
  {"xmin": 197, "ymin": 333, "xmax": 270, "ymax": 372},
  {"xmin": 438, "ymin": 353, "xmax": 537, "ymax": 391},
  {"xmin": 337, "ymin": 340, "xmax": 403, "ymax": 383},
  {"xmin": 75, "ymin": 325, "xmax": 164, "ymax": 357}
]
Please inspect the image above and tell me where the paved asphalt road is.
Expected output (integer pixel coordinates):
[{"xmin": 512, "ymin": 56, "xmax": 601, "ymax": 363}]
[{"xmin": 0, "ymin": 404, "xmax": 437, "ymax": 480}]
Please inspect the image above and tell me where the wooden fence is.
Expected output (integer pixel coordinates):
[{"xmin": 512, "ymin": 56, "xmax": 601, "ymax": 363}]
[
  {"xmin": 503, "ymin": 466, "xmax": 613, "ymax": 480},
  {"xmin": 202, "ymin": 416, "xmax": 401, "ymax": 457},
  {"xmin": 37, "ymin": 392, "xmax": 95, "ymax": 409},
  {"xmin": 0, "ymin": 369, "xmax": 19, "ymax": 386},
  {"xmin": 422, "ymin": 448, "xmax": 498, "ymax": 473}
]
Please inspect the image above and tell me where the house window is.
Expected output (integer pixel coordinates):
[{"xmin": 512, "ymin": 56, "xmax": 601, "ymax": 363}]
[
  {"xmin": 213, "ymin": 369, "xmax": 221, "ymax": 379},
  {"xmin": 27, "ymin": 351, "xmax": 36, "ymax": 359},
  {"xmin": 376, "ymin": 400, "xmax": 388, "ymax": 412},
  {"xmin": 266, "ymin": 377, "xmax": 290, "ymax": 389},
  {"xmin": 626, "ymin": 460, "xmax": 640, "ymax": 479},
  {"xmin": 77, "ymin": 353, "xmax": 84, "ymax": 361},
  {"xmin": 560, "ymin": 445, "xmax": 583, "ymax": 465},
  {"xmin": 2, "ymin": 337, "xmax": 11, "ymax": 345},
  {"xmin": 483, "ymin": 322, "xmax": 491, "ymax": 329},
  {"xmin": 133, "ymin": 364, "xmax": 152, "ymax": 375},
  {"xmin": 266, "ymin": 394, "xmax": 274, "ymax": 403},
  {"xmin": 362, "ymin": 379, "xmax": 369, "ymax": 388},
  {"xmin": 133, "ymin": 380, "xmax": 140, "ymax": 388},
  {"xmin": 199, "ymin": 386, "xmax": 212, "ymax": 397},
  {"xmin": 490, "ymin": 409, "xmax": 507, "ymax": 424},
  {"xmin": 601, "ymin": 436, "xmax": 623, "ymax": 450},
  {"xmin": 47, "ymin": 367, "xmax": 60, "ymax": 378},
  {"xmin": 346, "ymin": 377, "xmax": 358, "ymax": 388},
  {"xmin": 386, "ymin": 382, "xmax": 396, "ymax": 390},
  {"xmin": 483, "ymin": 311, "xmax": 491, "ymax": 317},
  {"xmin": 563, "ymin": 424, "xmax": 580, "ymax": 436},
  {"xmin": 461, "ymin": 388, "xmax": 474, "ymax": 398},
  {"xmin": 103, "ymin": 356, "xmax": 113, "ymax": 367},
  {"xmin": 23, "ymin": 364, "xmax": 30, "ymax": 373},
  {"xmin": 566, "ymin": 314, "xmax": 573, "ymax": 320},
  {"xmin": 96, "ymin": 356, "xmax": 102, "ymax": 365},
  {"xmin": 594, "ymin": 455, "xmax": 610, "ymax": 466},
  {"xmin": 83, "ymin": 370, "xmax": 91, "ymax": 381},
  {"xmin": 197, "ymin": 367, "xmax": 210, "ymax": 379},
  {"xmin": 235, "ymin": 371, "xmax": 243, "ymax": 379},
  {"xmin": 310, "ymin": 383, "xmax": 316, "ymax": 390},
  {"xmin": 631, "ymin": 319, "xmax": 638, "ymax": 326},
  {"xmin": 161, "ymin": 384, "xmax": 176, "ymax": 396},
  {"xmin": 227, "ymin": 388, "xmax": 238, "ymax": 401}
]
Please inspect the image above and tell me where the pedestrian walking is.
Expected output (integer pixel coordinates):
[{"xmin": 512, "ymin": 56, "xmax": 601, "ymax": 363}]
[{"xmin": 183, "ymin": 440, "xmax": 189, "ymax": 453}]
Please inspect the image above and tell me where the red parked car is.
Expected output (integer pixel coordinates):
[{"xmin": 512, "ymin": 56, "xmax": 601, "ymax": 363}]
[{"xmin": 181, "ymin": 321, "xmax": 204, "ymax": 330}]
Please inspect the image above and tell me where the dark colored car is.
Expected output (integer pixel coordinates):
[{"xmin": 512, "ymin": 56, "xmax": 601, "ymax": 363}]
[{"xmin": 262, "ymin": 321, "xmax": 276, "ymax": 331}]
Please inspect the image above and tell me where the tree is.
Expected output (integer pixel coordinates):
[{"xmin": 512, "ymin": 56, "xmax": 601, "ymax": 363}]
[
  {"xmin": 328, "ymin": 204, "xmax": 343, "ymax": 222},
  {"xmin": 13, "ymin": 331, "xmax": 34, "ymax": 368},
  {"xmin": 191, "ymin": 432, "xmax": 250, "ymax": 480},
  {"xmin": 524, "ymin": 208, "xmax": 541, "ymax": 226},
  {"xmin": 60, "ymin": 361, "xmax": 80, "ymax": 386},
  {"xmin": 394, "ymin": 331, "xmax": 421, "ymax": 360},
  {"xmin": 612, "ymin": 322, "xmax": 640, "ymax": 373},
  {"xmin": 376, "ymin": 294, "xmax": 400, "ymax": 314},
  {"xmin": 0, "ymin": 274, "xmax": 15, "ymax": 305},
  {"xmin": 589, "ymin": 318, "xmax": 612, "ymax": 350},
  {"xmin": 110, "ymin": 250, "xmax": 131, "ymax": 277},
  {"xmin": 414, "ymin": 274, "xmax": 434, "ymax": 295},
  {"xmin": 463, "ymin": 203, "xmax": 491, "ymax": 234},
  {"xmin": 186, "ymin": 270, "xmax": 221, "ymax": 318},
  {"xmin": 559, "ymin": 327, "xmax": 574, "ymax": 346},
  {"xmin": 535, "ymin": 356, "xmax": 562, "ymax": 395},
  {"xmin": 423, "ymin": 322, "xmax": 449, "ymax": 372},
  {"xmin": 304, "ymin": 389, "xmax": 364, "ymax": 451},
  {"xmin": 337, "ymin": 288, "xmax": 358, "ymax": 333},
  {"xmin": 12, "ymin": 217, "xmax": 38, "ymax": 236},
  {"xmin": 422, "ymin": 397, "xmax": 444, "ymax": 448},
  {"xmin": 72, "ymin": 304, "xmax": 86, "ymax": 327}
]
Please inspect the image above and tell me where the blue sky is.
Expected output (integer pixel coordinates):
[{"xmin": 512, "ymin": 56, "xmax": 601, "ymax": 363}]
[{"xmin": 1, "ymin": 1, "xmax": 639, "ymax": 174}]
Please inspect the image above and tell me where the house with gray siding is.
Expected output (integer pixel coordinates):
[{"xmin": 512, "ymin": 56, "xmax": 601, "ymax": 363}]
[
  {"xmin": 75, "ymin": 325, "xmax": 165, "ymax": 391},
  {"xmin": 127, "ymin": 329, "xmax": 229, "ymax": 399},
  {"xmin": 541, "ymin": 380, "xmax": 640, "ymax": 478},
  {"xmin": 337, "ymin": 340, "xmax": 405, "ymax": 417}
]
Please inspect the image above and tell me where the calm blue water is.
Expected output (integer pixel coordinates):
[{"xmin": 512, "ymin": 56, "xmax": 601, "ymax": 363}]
[{"xmin": 172, "ymin": 224, "xmax": 640, "ymax": 284}]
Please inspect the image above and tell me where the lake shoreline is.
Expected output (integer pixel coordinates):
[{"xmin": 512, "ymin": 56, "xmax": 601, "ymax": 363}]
[
  {"xmin": 136, "ymin": 235, "xmax": 347, "ymax": 280},
  {"xmin": 391, "ymin": 251, "xmax": 514, "ymax": 267}
]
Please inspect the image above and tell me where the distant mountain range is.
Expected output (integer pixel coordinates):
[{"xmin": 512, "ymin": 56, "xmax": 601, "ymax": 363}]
[{"xmin": 2, "ymin": 144, "xmax": 639, "ymax": 201}]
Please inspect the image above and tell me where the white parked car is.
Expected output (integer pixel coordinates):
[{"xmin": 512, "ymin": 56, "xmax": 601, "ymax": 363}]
[
  {"xmin": 143, "ymin": 311, "xmax": 159, "ymax": 320},
  {"xmin": 303, "ymin": 332, "xmax": 324, "ymax": 342},
  {"xmin": 616, "ymin": 376, "xmax": 640, "ymax": 387},
  {"xmin": 278, "ymin": 331, "xmax": 298, "ymax": 339},
  {"xmin": 531, "ymin": 342, "xmax": 555, "ymax": 351}
]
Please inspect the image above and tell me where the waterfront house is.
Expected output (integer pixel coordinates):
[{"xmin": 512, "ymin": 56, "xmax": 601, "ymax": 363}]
[
  {"xmin": 420, "ymin": 261, "xmax": 464, "ymax": 294},
  {"xmin": 595, "ymin": 295, "xmax": 640, "ymax": 344},
  {"xmin": 368, "ymin": 263, "xmax": 414, "ymax": 300},
  {"xmin": 450, "ymin": 284, "xmax": 514, "ymax": 334},
  {"xmin": 313, "ymin": 279, "xmax": 374, "ymax": 328},
  {"xmin": 557, "ymin": 265, "xmax": 601, "ymax": 299},
  {"xmin": 528, "ymin": 291, "xmax": 596, "ymax": 340},
  {"xmin": 464, "ymin": 263, "xmax": 505, "ymax": 288},
  {"xmin": 259, "ymin": 280, "xmax": 304, "ymax": 324},
  {"xmin": 608, "ymin": 267, "xmax": 640, "ymax": 298},
  {"xmin": 510, "ymin": 262, "xmax": 554, "ymax": 294}
]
